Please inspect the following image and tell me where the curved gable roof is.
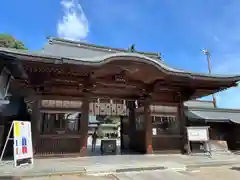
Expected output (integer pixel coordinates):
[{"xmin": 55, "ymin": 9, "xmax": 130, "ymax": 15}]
[{"xmin": 0, "ymin": 46, "xmax": 240, "ymax": 83}]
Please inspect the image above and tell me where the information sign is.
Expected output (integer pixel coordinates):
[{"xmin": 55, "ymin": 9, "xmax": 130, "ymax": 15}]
[{"xmin": 187, "ymin": 126, "xmax": 209, "ymax": 142}]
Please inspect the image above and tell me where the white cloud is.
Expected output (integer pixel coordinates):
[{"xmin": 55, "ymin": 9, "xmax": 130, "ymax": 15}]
[{"xmin": 57, "ymin": 0, "xmax": 89, "ymax": 41}]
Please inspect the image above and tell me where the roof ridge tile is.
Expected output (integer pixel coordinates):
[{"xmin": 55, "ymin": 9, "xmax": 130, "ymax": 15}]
[{"xmin": 48, "ymin": 37, "xmax": 161, "ymax": 59}]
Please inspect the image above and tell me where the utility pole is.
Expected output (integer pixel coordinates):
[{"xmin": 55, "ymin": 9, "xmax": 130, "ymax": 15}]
[{"xmin": 202, "ymin": 49, "xmax": 217, "ymax": 108}]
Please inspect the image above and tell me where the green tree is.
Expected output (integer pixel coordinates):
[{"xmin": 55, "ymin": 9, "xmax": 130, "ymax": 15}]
[{"xmin": 0, "ymin": 34, "xmax": 27, "ymax": 50}]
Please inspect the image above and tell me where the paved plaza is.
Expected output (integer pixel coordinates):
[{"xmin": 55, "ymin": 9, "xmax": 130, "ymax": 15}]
[
  {"xmin": 0, "ymin": 152, "xmax": 239, "ymax": 178},
  {"xmin": 113, "ymin": 166, "xmax": 240, "ymax": 180},
  {"xmin": 18, "ymin": 166, "xmax": 240, "ymax": 180},
  {"xmin": 0, "ymin": 137, "xmax": 239, "ymax": 179}
]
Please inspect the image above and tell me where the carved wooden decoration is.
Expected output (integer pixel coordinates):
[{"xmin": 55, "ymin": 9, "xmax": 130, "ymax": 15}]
[
  {"xmin": 89, "ymin": 102, "xmax": 94, "ymax": 115},
  {"xmin": 111, "ymin": 102, "xmax": 117, "ymax": 115},
  {"xmin": 105, "ymin": 103, "xmax": 111, "ymax": 115},
  {"xmin": 99, "ymin": 103, "xmax": 106, "ymax": 115},
  {"xmin": 41, "ymin": 99, "xmax": 176, "ymax": 116},
  {"xmin": 151, "ymin": 105, "xmax": 177, "ymax": 113},
  {"xmin": 41, "ymin": 100, "xmax": 82, "ymax": 109},
  {"xmin": 94, "ymin": 103, "xmax": 100, "ymax": 115}
]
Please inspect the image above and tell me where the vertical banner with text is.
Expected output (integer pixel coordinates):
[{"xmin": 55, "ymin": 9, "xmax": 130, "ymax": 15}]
[{"xmin": 13, "ymin": 121, "xmax": 33, "ymax": 167}]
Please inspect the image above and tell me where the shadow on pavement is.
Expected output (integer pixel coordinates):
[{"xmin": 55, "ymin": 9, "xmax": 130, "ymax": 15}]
[
  {"xmin": 0, "ymin": 176, "xmax": 21, "ymax": 180},
  {"xmin": 230, "ymin": 166, "xmax": 240, "ymax": 172}
]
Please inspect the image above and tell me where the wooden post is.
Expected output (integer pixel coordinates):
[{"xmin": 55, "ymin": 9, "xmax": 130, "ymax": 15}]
[
  {"xmin": 143, "ymin": 98, "xmax": 153, "ymax": 154},
  {"xmin": 30, "ymin": 97, "xmax": 41, "ymax": 155},
  {"xmin": 127, "ymin": 101, "xmax": 136, "ymax": 151},
  {"xmin": 177, "ymin": 98, "xmax": 189, "ymax": 154},
  {"xmin": 80, "ymin": 97, "xmax": 89, "ymax": 156}
]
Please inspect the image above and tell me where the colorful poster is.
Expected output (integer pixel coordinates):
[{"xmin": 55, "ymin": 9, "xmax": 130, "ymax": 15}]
[{"xmin": 13, "ymin": 121, "xmax": 33, "ymax": 167}]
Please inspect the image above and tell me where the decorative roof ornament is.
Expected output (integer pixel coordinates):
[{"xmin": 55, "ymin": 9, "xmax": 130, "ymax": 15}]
[
  {"xmin": 114, "ymin": 71, "xmax": 126, "ymax": 83},
  {"xmin": 128, "ymin": 44, "xmax": 135, "ymax": 52}
]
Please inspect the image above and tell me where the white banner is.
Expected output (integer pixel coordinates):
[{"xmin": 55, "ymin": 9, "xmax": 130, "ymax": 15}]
[{"xmin": 13, "ymin": 121, "xmax": 33, "ymax": 167}]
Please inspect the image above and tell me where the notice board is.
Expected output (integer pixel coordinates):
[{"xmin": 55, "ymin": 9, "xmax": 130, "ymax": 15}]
[{"xmin": 187, "ymin": 126, "xmax": 210, "ymax": 142}]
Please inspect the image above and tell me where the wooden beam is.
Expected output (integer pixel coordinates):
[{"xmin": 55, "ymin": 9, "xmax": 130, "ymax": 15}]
[
  {"xmin": 153, "ymin": 79, "xmax": 234, "ymax": 92},
  {"xmin": 18, "ymin": 73, "xmax": 149, "ymax": 90},
  {"xmin": 38, "ymin": 92, "xmax": 140, "ymax": 100},
  {"xmin": 40, "ymin": 95, "xmax": 85, "ymax": 101}
]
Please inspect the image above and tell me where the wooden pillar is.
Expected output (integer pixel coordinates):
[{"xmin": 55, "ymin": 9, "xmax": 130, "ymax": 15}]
[
  {"xmin": 127, "ymin": 101, "xmax": 136, "ymax": 151},
  {"xmin": 30, "ymin": 97, "xmax": 41, "ymax": 154},
  {"xmin": 177, "ymin": 99, "xmax": 189, "ymax": 154},
  {"xmin": 80, "ymin": 97, "xmax": 89, "ymax": 156},
  {"xmin": 143, "ymin": 98, "xmax": 153, "ymax": 154}
]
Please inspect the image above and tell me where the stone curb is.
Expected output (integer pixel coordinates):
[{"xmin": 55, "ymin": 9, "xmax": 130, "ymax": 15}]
[
  {"xmin": 0, "ymin": 170, "xmax": 87, "ymax": 179},
  {"xmin": 186, "ymin": 161, "xmax": 240, "ymax": 169},
  {"xmin": 86, "ymin": 167, "xmax": 165, "ymax": 175},
  {"xmin": 115, "ymin": 166, "xmax": 166, "ymax": 173},
  {"xmin": 84, "ymin": 166, "xmax": 167, "ymax": 175}
]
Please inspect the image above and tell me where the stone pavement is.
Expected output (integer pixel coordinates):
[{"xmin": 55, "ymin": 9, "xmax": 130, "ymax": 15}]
[
  {"xmin": 112, "ymin": 166, "xmax": 240, "ymax": 180},
  {"xmin": 19, "ymin": 166, "xmax": 240, "ymax": 180},
  {"xmin": 0, "ymin": 153, "xmax": 239, "ymax": 178}
]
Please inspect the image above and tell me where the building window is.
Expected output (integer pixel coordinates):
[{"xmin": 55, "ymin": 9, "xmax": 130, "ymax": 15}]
[
  {"xmin": 40, "ymin": 112, "xmax": 80, "ymax": 134},
  {"xmin": 152, "ymin": 115, "xmax": 179, "ymax": 135}
]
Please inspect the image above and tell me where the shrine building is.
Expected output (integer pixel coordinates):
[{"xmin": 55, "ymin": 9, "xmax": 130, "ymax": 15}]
[{"xmin": 0, "ymin": 37, "xmax": 240, "ymax": 156}]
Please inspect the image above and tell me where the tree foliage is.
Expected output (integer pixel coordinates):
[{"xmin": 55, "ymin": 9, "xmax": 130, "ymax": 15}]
[{"xmin": 0, "ymin": 34, "xmax": 27, "ymax": 50}]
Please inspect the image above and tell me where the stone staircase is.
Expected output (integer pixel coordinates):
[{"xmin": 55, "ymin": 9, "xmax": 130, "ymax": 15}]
[{"xmin": 209, "ymin": 140, "xmax": 233, "ymax": 156}]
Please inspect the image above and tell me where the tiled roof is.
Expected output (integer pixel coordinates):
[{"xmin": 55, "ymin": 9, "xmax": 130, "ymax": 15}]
[
  {"xmin": 0, "ymin": 38, "xmax": 240, "ymax": 82},
  {"xmin": 47, "ymin": 37, "xmax": 161, "ymax": 60},
  {"xmin": 186, "ymin": 107, "xmax": 240, "ymax": 124},
  {"xmin": 184, "ymin": 100, "xmax": 215, "ymax": 108}
]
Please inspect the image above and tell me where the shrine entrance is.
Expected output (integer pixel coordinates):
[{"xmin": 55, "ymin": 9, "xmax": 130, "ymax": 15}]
[
  {"xmin": 35, "ymin": 98, "xmax": 147, "ymax": 156},
  {"xmin": 31, "ymin": 96, "xmax": 181, "ymax": 156},
  {"xmin": 1, "ymin": 37, "xmax": 239, "ymax": 157}
]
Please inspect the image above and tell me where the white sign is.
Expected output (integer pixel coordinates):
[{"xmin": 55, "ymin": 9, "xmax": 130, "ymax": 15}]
[
  {"xmin": 187, "ymin": 127, "xmax": 209, "ymax": 142},
  {"xmin": 13, "ymin": 121, "xmax": 34, "ymax": 167},
  {"xmin": 152, "ymin": 128, "xmax": 157, "ymax": 135}
]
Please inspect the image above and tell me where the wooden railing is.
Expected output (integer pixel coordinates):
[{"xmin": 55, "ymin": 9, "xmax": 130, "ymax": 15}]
[{"xmin": 35, "ymin": 135, "xmax": 82, "ymax": 155}]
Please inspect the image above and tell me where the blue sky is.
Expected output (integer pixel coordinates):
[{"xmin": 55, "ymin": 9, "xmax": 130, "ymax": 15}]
[{"xmin": 1, "ymin": 0, "xmax": 240, "ymax": 108}]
